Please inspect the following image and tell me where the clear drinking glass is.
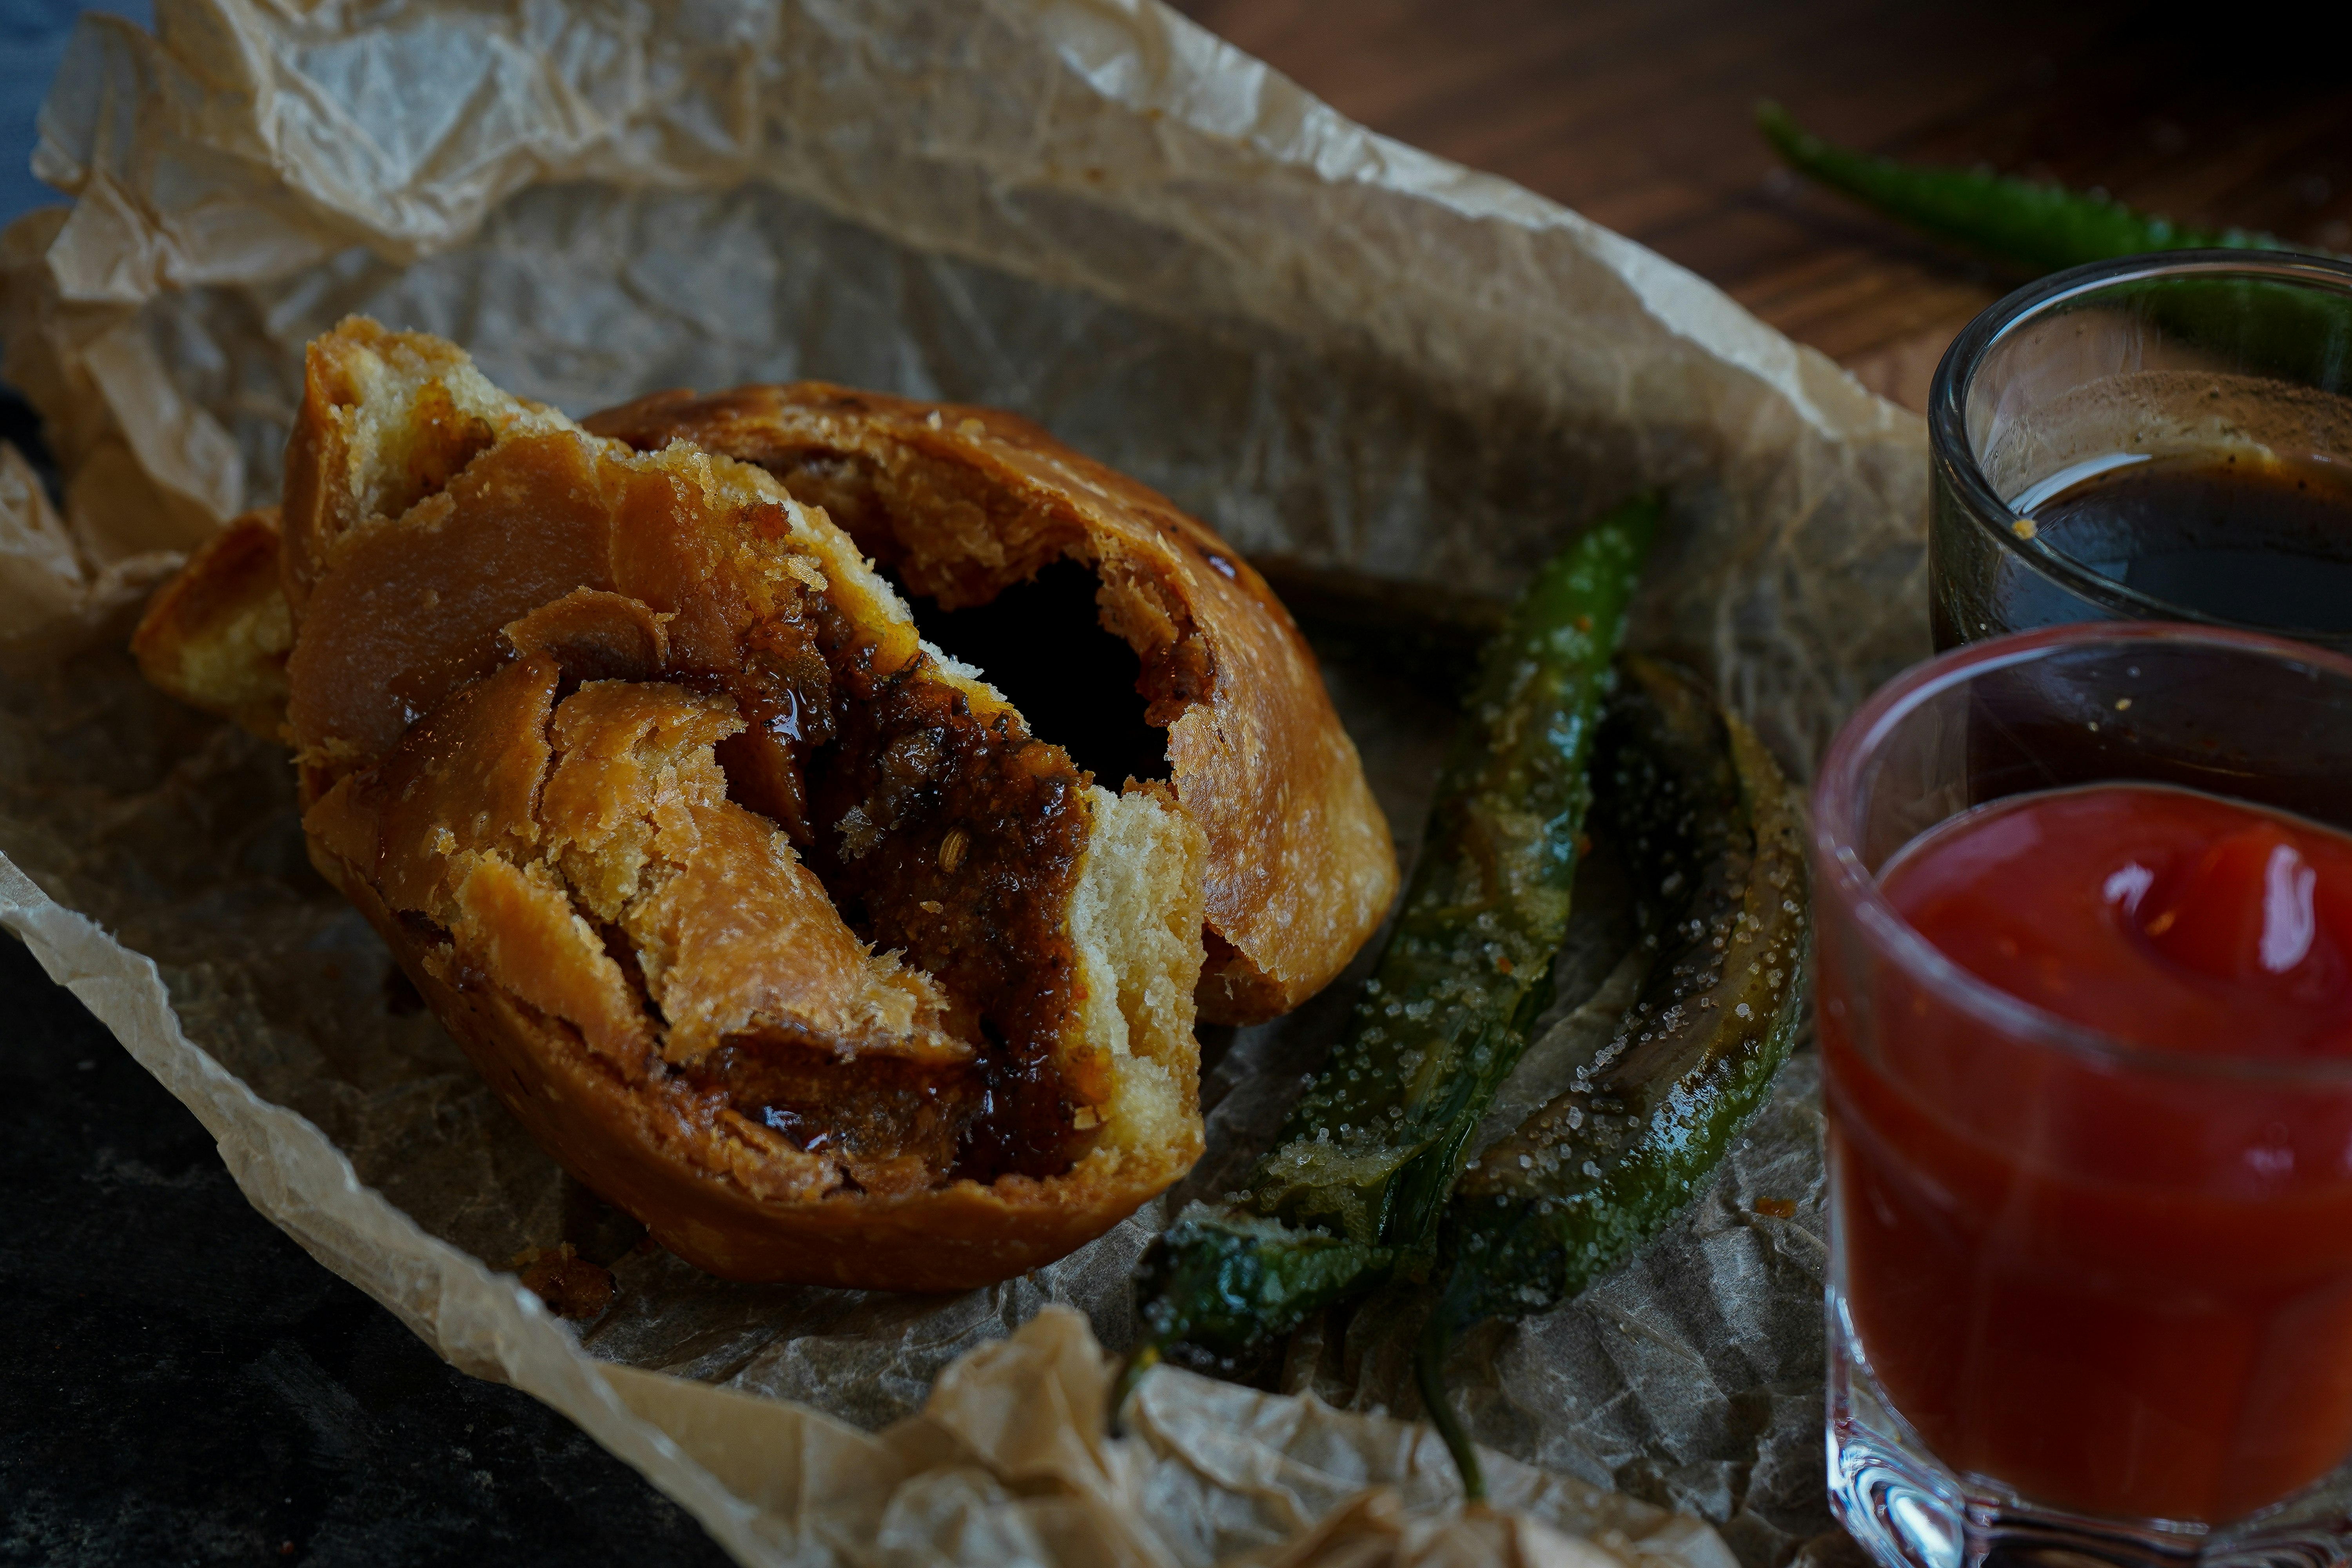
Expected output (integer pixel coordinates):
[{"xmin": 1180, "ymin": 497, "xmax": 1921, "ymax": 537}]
[
  {"xmin": 1929, "ymin": 250, "xmax": 2352, "ymax": 652},
  {"xmin": 1813, "ymin": 621, "xmax": 2352, "ymax": 1568}
]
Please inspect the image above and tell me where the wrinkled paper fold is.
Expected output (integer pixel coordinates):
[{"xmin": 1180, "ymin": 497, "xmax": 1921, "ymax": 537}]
[{"xmin": 0, "ymin": 1, "xmax": 1929, "ymax": 1562}]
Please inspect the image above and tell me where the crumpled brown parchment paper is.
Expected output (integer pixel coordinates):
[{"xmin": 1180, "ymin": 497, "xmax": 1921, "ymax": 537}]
[{"xmin": 0, "ymin": 2, "xmax": 1931, "ymax": 1564}]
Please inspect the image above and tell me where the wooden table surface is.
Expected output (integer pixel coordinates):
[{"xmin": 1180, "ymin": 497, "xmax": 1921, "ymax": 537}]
[{"xmin": 1171, "ymin": 0, "xmax": 2352, "ymax": 414}]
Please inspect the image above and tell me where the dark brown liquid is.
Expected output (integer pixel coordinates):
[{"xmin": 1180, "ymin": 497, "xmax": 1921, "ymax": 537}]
[{"xmin": 2027, "ymin": 450, "xmax": 2352, "ymax": 634}]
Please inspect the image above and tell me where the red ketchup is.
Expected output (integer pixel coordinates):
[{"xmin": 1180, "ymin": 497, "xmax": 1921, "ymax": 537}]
[{"xmin": 1825, "ymin": 784, "xmax": 2352, "ymax": 1523}]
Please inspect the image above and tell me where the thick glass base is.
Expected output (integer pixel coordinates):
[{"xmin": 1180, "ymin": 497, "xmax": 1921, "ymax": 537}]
[{"xmin": 1827, "ymin": 1292, "xmax": 2352, "ymax": 1568}]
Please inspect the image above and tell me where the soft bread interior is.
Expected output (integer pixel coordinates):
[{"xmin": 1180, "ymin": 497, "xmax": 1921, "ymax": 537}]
[
  {"xmin": 283, "ymin": 319, "xmax": 1205, "ymax": 1217},
  {"xmin": 1069, "ymin": 782, "xmax": 1205, "ymax": 1158}
]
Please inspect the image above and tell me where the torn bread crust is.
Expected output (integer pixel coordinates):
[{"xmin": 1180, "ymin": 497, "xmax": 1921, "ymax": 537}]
[
  {"xmin": 130, "ymin": 506, "xmax": 293, "ymax": 740},
  {"xmin": 581, "ymin": 384, "xmax": 1398, "ymax": 1025},
  {"xmin": 282, "ymin": 318, "xmax": 1205, "ymax": 1290}
]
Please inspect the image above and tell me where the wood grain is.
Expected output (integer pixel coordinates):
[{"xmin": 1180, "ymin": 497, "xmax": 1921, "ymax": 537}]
[{"xmin": 1171, "ymin": 0, "xmax": 2352, "ymax": 412}]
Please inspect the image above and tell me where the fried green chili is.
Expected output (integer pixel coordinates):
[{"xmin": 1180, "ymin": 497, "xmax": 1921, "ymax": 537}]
[
  {"xmin": 1755, "ymin": 102, "xmax": 2299, "ymax": 273},
  {"xmin": 1122, "ymin": 497, "xmax": 1660, "ymax": 1401},
  {"xmin": 1415, "ymin": 656, "xmax": 1810, "ymax": 1497}
]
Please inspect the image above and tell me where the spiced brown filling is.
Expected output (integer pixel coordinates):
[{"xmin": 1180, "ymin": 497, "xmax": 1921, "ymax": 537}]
[
  {"xmin": 677, "ymin": 595, "xmax": 1097, "ymax": 1181},
  {"xmin": 802, "ymin": 670, "xmax": 1092, "ymax": 1180},
  {"xmin": 574, "ymin": 584, "xmax": 1100, "ymax": 1184},
  {"xmin": 685, "ymin": 1027, "xmax": 976, "ymax": 1196}
]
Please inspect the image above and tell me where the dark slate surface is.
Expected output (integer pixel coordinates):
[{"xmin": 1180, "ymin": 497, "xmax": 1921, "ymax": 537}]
[{"xmin": 0, "ymin": 934, "xmax": 738, "ymax": 1568}]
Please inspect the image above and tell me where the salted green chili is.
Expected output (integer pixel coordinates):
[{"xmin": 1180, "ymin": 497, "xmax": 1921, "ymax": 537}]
[
  {"xmin": 1122, "ymin": 496, "xmax": 1660, "ymax": 1398},
  {"xmin": 1755, "ymin": 102, "xmax": 2299, "ymax": 274},
  {"xmin": 1415, "ymin": 656, "xmax": 1810, "ymax": 1497}
]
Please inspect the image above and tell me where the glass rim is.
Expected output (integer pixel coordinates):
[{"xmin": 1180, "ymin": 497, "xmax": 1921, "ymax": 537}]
[
  {"xmin": 1811, "ymin": 618, "xmax": 2352, "ymax": 1085},
  {"xmin": 1927, "ymin": 248, "xmax": 2352, "ymax": 639}
]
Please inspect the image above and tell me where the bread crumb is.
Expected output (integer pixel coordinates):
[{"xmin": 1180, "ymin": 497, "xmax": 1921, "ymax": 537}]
[{"xmin": 511, "ymin": 1242, "xmax": 616, "ymax": 1320}]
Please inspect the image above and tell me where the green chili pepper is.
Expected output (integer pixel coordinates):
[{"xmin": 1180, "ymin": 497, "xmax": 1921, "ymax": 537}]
[
  {"xmin": 1121, "ymin": 496, "xmax": 1660, "ymax": 1405},
  {"xmin": 1412, "ymin": 655, "xmax": 1809, "ymax": 1498},
  {"xmin": 1755, "ymin": 102, "xmax": 2299, "ymax": 274},
  {"xmin": 1758, "ymin": 105, "xmax": 2352, "ymax": 399}
]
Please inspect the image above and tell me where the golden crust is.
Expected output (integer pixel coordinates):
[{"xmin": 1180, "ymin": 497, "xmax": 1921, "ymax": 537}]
[
  {"xmin": 265, "ymin": 318, "xmax": 1207, "ymax": 1290},
  {"xmin": 129, "ymin": 507, "xmax": 293, "ymax": 739},
  {"xmin": 582, "ymin": 385, "xmax": 1398, "ymax": 1024}
]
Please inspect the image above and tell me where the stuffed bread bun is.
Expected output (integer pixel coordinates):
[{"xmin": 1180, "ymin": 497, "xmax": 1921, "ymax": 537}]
[
  {"xmin": 158, "ymin": 319, "xmax": 1223, "ymax": 1290},
  {"xmin": 581, "ymin": 385, "xmax": 1398, "ymax": 1025}
]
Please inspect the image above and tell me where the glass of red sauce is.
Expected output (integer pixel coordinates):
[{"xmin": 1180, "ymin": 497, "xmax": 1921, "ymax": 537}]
[
  {"xmin": 1815, "ymin": 620, "xmax": 2352, "ymax": 1568},
  {"xmin": 1931, "ymin": 250, "xmax": 2352, "ymax": 653}
]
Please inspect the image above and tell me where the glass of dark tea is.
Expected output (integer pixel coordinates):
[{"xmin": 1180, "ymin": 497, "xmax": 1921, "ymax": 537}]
[{"xmin": 1929, "ymin": 250, "xmax": 2352, "ymax": 651}]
